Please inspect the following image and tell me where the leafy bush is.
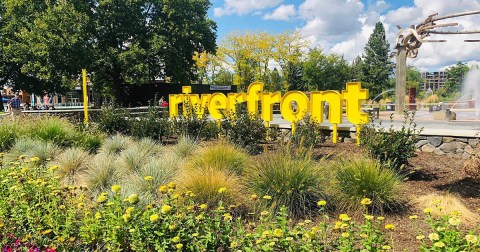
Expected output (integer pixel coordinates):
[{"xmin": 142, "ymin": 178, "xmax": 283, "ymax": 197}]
[
  {"xmin": 0, "ymin": 124, "xmax": 19, "ymax": 151},
  {"xmin": 171, "ymin": 103, "xmax": 217, "ymax": 140},
  {"xmin": 96, "ymin": 104, "xmax": 131, "ymax": 135},
  {"xmin": 186, "ymin": 141, "xmax": 249, "ymax": 175},
  {"xmin": 130, "ymin": 106, "xmax": 171, "ymax": 142},
  {"xmin": 244, "ymin": 147, "xmax": 329, "ymax": 218},
  {"xmin": 220, "ymin": 106, "xmax": 267, "ymax": 154},
  {"xmin": 360, "ymin": 111, "xmax": 421, "ymax": 172},
  {"xmin": 290, "ymin": 115, "xmax": 325, "ymax": 148},
  {"xmin": 334, "ymin": 158, "xmax": 402, "ymax": 213},
  {"xmin": 27, "ymin": 116, "xmax": 78, "ymax": 147}
]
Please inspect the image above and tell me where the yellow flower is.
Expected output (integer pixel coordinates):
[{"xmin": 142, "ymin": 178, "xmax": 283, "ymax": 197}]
[
  {"xmin": 465, "ymin": 234, "xmax": 478, "ymax": 244},
  {"xmin": 304, "ymin": 219, "xmax": 312, "ymax": 224},
  {"xmin": 250, "ymin": 194, "xmax": 258, "ymax": 200},
  {"xmin": 97, "ymin": 194, "xmax": 108, "ymax": 204},
  {"xmin": 273, "ymin": 228, "xmax": 284, "ymax": 237},
  {"xmin": 127, "ymin": 194, "xmax": 139, "ymax": 204},
  {"xmin": 286, "ymin": 237, "xmax": 294, "ymax": 241},
  {"xmin": 377, "ymin": 216, "xmax": 385, "ymax": 221},
  {"xmin": 424, "ymin": 208, "xmax": 433, "ymax": 214},
  {"xmin": 175, "ymin": 243, "xmax": 183, "ymax": 250},
  {"xmin": 169, "ymin": 224, "xmax": 177, "ymax": 231},
  {"xmin": 448, "ymin": 217, "xmax": 461, "ymax": 226},
  {"xmin": 223, "ymin": 213, "xmax": 232, "ymax": 222},
  {"xmin": 385, "ymin": 224, "xmax": 395, "ymax": 230},
  {"xmin": 230, "ymin": 241, "xmax": 238, "ymax": 248},
  {"xmin": 334, "ymin": 221, "xmax": 342, "ymax": 229},
  {"xmin": 161, "ymin": 205, "xmax": 172, "ymax": 214},
  {"xmin": 18, "ymin": 155, "xmax": 26, "ymax": 160},
  {"xmin": 360, "ymin": 198, "xmax": 372, "ymax": 205},
  {"xmin": 262, "ymin": 230, "xmax": 271, "ymax": 238},
  {"xmin": 172, "ymin": 236, "xmax": 181, "ymax": 243},
  {"xmin": 218, "ymin": 187, "xmax": 227, "ymax": 194},
  {"xmin": 339, "ymin": 214, "xmax": 351, "ymax": 221},
  {"xmin": 317, "ymin": 200, "xmax": 327, "ymax": 206},
  {"xmin": 409, "ymin": 215, "xmax": 418, "ymax": 219},
  {"xmin": 341, "ymin": 232, "xmax": 350, "ymax": 238},
  {"xmin": 144, "ymin": 176, "xmax": 154, "ymax": 181},
  {"xmin": 200, "ymin": 204, "xmax": 207, "ymax": 209},
  {"xmin": 428, "ymin": 233, "xmax": 439, "ymax": 241},
  {"xmin": 382, "ymin": 245, "xmax": 391, "ymax": 250},
  {"xmin": 416, "ymin": 235, "xmax": 425, "ymax": 240},
  {"xmin": 261, "ymin": 211, "xmax": 269, "ymax": 216},
  {"xmin": 122, "ymin": 213, "xmax": 131, "ymax": 223},
  {"xmin": 150, "ymin": 214, "xmax": 159, "ymax": 222},
  {"xmin": 434, "ymin": 241, "xmax": 445, "ymax": 248},
  {"xmin": 168, "ymin": 182, "xmax": 176, "ymax": 189},
  {"xmin": 106, "ymin": 202, "xmax": 114, "ymax": 206},
  {"xmin": 436, "ymin": 227, "xmax": 445, "ymax": 232},
  {"xmin": 158, "ymin": 185, "xmax": 168, "ymax": 193},
  {"xmin": 42, "ymin": 229, "xmax": 53, "ymax": 235},
  {"xmin": 364, "ymin": 215, "xmax": 374, "ymax": 220},
  {"xmin": 256, "ymin": 239, "xmax": 263, "ymax": 244},
  {"xmin": 77, "ymin": 203, "xmax": 84, "ymax": 208},
  {"xmin": 49, "ymin": 165, "xmax": 58, "ymax": 171},
  {"xmin": 95, "ymin": 212, "xmax": 102, "ymax": 219},
  {"xmin": 111, "ymin": 185, "xmax": 121, "ymax": 193},
  {"xmin": 263, "ymin": 195, "xmax": 272, "ymax": 200},
  {"xmin": 196, "ymin": 214, "xmax": 204, "ymax": 221},
  {"xmin": 126, "ymin": 207, "xmax": 135, "ymax": 214}
]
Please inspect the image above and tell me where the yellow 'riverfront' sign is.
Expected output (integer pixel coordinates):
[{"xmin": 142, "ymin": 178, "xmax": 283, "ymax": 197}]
[{"xmin": 169, "ymin": 82, "xmax": 369, "ymax": 143}]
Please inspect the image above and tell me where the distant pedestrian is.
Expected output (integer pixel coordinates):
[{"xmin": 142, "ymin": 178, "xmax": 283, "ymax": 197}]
[{"xmin": 8, "ymin": 92, "xmax": 22, "ymax": 120}]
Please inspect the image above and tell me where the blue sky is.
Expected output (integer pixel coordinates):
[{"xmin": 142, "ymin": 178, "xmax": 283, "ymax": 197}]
[{"xmin": 208, "ymin": 0, "xmax": 480, "ymax": 71}]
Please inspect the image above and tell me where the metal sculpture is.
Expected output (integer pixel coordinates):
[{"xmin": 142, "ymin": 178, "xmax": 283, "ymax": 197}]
[{"xmin": 394, "ymin": 11, "xmax": 480, "ymax": 115}]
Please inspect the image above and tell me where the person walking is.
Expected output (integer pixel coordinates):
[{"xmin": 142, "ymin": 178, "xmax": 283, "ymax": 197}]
[{"xmin": 8, "ymin": 92, "xmax": 22, "ymax": 120}]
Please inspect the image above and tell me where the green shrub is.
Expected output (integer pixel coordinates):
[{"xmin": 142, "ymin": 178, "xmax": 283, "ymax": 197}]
[
  {"xmin": 220, "ymin": 106, "xmax": 267, "ymax": 154},
  {"xmin": 334, "ymin": 158, "xmax": 402, "ymax": 213},
  {"xmin": 244, "ymin": 147, "xmax": 329, "ymax": 218},
  {"xmin": 130, "ymin": 106, "xmax": 171, "ymax": 142},
  {"xmin": 290, "ymin": 116, "xmax": 325, "ymax": 148},
  {"xmin": 73, "ymin": 131, "xmax": 104, "ymax": 152},
  {"xmin": 360, "ymin": 111, "xmax": 421, "ymax": 172},
  {"xmin": 186, "ymin": 142, "xmax": 249, "ymax": 175},
  {"xmin": 96, "ymin": 104, "xmax": 131, "ymax": 135},
  {"xmin": 171, "ymin": 103, "xmax": 217, "ymax": 140}
]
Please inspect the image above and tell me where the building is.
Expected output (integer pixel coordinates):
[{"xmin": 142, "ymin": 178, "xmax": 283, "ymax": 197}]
[{"xmin": 421, "ymin": 71, "xmax": 447, "ymax": 91}]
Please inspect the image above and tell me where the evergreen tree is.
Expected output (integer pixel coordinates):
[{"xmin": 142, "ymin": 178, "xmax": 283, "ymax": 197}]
[
  {"xmin": 445, "ymin": 61, "xmax": 470, "ymax": 93},
  {"xmin": 362, "ymin": 22, "xmax": 393, "ymax": 99}
]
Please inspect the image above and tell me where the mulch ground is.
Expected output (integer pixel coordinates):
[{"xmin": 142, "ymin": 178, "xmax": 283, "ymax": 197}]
[{"xmin": 313, "ymin": 142, "xmax": 480, "ymax": 251}]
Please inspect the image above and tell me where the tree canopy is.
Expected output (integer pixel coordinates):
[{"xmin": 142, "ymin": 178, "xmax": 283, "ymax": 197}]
[
  {"xmin": 445, "ymin": 61, "xmax": 470, "ymax": 93},
  {"xmin": 0, "ymin": 0, "xmax": 216, "ymax": 104}
]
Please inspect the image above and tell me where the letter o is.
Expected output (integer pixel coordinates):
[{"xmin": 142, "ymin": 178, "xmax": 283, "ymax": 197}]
[{"xmin": 280, "ymin": 91, "xmax": 309, "ymax": 123}]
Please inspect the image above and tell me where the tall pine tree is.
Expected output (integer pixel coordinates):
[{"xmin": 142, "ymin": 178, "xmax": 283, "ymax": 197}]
[{"xmin": 362, "ymin": 22, "xmax": 393, "ymax": 99}]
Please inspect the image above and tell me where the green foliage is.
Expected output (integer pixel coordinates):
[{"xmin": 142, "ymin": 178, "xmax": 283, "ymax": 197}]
[
  {"xmin": 302, "ymin": 48, "xmax": 352, "ymax": 91},
  {"xmin": 445, "ymin": 61, "xmax": 470, "ymax": 94},
  {"xmin": 406, "ymin": 65, "xmax": 423, "ymax": 89},
  {"xmin": 130, "ymin": 106, "xmax": 171, "ymax": 142},
  {"xmin": 334, "ymin": 158, "xmax": 402, "ymax": 213},
  {"xmin": 96, "ymin": 104, "xmax": 131, "ymax": 135},
  {"xmin": 49, "ymin": 147, "xmax": 90, "ymax": 185},
  {"xmin": 0, "ymin": 124, "xmax": 19, "ymax": 151},
  {"xmin": 0, "ymin": 0, "xmax": 216, "ymax": 101},
  {"xmin": 172, "ymin": 104, "xmax": 218, "ymax": 140},
  {"xmin": 99, "ymin": 134, "xmax": 133, "ymax": 156},
  {"xmin": 186, "ymin": 142, "xmax": 249, "ymax": 176},
  {"xmin": 362, "ymin": 22, "xmax": 394, "ymax": 98},
  {"xmin": 290, "ymin": 116, "xmax": 325, "ymax": 149},
  {"xmin": 360, "ymin": 112, "xmax": 421, "ymax": 172},
  {"xmin": 244, "ymin": 147, "xmax": 329, "ymax": 218},
  {"xmin": 171, "ymin": 135, "xmax": 197, "ymax": 160},
  {"xmin": 220, "ymin": 106, "xmax": 267, "ymax": 154},
  {"xmin": 4, "ymin": 138, "xmax": 60, "ymax": 165},
  {"xmin": 85, "ymin": 153, "xmax": 123, "ymax": 195}
]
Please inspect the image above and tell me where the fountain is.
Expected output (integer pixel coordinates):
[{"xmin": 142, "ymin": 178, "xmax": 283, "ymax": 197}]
[{"xmin": 460, "ymin": 68, "xmax": 480, "ymax": 118}]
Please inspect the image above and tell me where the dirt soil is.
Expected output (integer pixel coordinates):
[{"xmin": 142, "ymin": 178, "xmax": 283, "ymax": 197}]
[{"xmin": 314, "ymin": 142, "xmax": 480, "ymax": 251}]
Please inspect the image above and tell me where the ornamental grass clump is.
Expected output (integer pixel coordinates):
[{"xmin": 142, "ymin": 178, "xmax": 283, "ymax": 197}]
[
  {"xmin": 176, "ymin": 167, "xmax": 245, "ymax": 208},
  {"xmin": 99, "ymin": 134, "xmax": 133, "ymax": 156},
  {"xmin": 49, "ymin": 147, "xmax": 90, "ymax": 185},
  {"xmin": 334, "ymin": 158, "xmax": 402, "ymax": 213},
  {"xmin": 186, "ymin": 141, "xmax": 249, "ymax": 175},
  {"xmin": 85, "ymin": 153, "xmax": 123, "ymax": 195},
  {"xmin": 171, "ymin": 135, "xmax": 197, "ymax": 160},
  {"xmin": 244, "ymin": 147, "xmax": 329, "ymax": 218},
  {"xmin": 27, "ymin": 116, "xmax": 78, "ymax": 147},
  {"xmin": 4, "ymin": 138, "xmax": 60, "ymax": 165},
  {"xmin": 118, "ymin": 138, "xmax": 163, "ymax": 173}
]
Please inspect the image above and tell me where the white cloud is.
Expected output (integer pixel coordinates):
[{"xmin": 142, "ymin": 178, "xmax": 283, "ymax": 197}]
[
  {"xmin": 263, "ymin": 4, "xmax": 296, "ymax": 21},
  {"xmin": 214, "ymin": 0, "xmax": 283, "ymax": 17},
  {"xmin": 298, "ymin": 0, "xmax": 364, "ymax": 39}
]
